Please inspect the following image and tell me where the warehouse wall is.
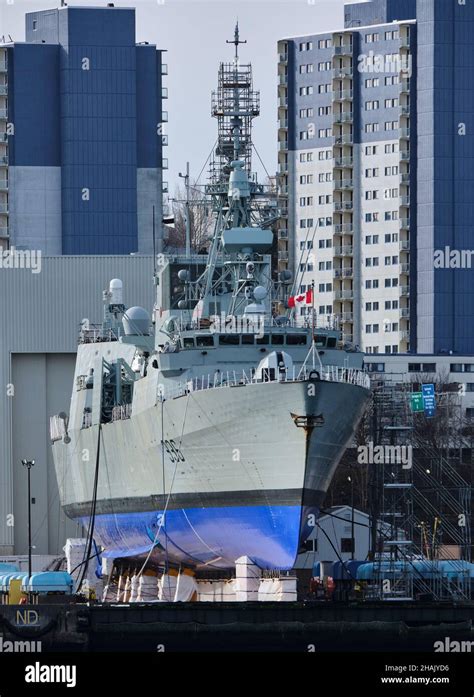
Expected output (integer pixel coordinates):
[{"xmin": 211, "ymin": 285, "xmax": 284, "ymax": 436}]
[{"xmin": 0, "ymin": 255, "xmax": 155, "ymax": 555}]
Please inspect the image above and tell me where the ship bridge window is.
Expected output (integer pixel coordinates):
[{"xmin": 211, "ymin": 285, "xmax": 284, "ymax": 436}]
[
  {"xmin": 196, "ymin": 335, "xmax": 214, "ymax": 347},
  {"xmin": 242, "ymin": 334, "xmax": 255, "ymax": 344},
  {"xmin": 286, "ymin": 334, "xmax": 307, "ymax": 345},
  {"xmin": 219, "ymin": 335, "xmax": 239, "ymax": 345},
  {"xmin": 327, "ymin": 336, "xmax": 337, "ymax": 348},
  {"xmin": 314, "ymin": 334, "xmax": 328, "ymax": 347},
  {"xmin": 256, "ymin": 334, "xmax": 269, "ymax": 345},
  {"xmin": 183, "ymin": 337, "xmax": 195, "ymax": 349},
  {"xmin": 271, "ymin": 334, "xmax": 284, "ymax": 345}
]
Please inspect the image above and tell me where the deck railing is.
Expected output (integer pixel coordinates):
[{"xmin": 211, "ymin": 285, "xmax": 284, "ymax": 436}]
[{"xmin": 158, "ymin": 364, "xmax": 370, "ymax": 401}]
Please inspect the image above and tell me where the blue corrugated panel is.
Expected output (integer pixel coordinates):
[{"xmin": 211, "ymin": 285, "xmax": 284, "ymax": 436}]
[
  {"xmin": 136, "ymin": 45, "xmax": 162, "ymax": 169},
  {"xmin": 8, "ymin": 44, "xmax": 60, "ymax": 166}
]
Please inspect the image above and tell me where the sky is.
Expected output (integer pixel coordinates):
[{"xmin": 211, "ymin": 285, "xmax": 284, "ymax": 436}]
[{"xmin": 0, "ymin": 0, "xmax": 354, "ymax": 191}]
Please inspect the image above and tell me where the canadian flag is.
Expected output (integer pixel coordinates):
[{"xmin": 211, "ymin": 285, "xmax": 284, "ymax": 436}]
[{"xmin": 288, "ymin": 289, "xmax": 313, "ymax": 308}]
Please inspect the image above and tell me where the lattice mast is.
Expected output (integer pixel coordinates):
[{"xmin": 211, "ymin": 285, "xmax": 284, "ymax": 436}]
[{"xmin": 209, "ymin": 22, "xmax": 260, "ymax": 188}]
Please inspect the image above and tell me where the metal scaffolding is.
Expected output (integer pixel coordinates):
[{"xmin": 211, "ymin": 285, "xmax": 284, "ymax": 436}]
[{"xmin": 367, "ymin": 374, "xmax": 472, "ymax": 601}]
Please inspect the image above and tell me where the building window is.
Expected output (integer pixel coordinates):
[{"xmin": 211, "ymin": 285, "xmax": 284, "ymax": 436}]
[
  {"xmin": 341, "ymin": 537, "xmax": 354, "ymax": 553},
  {"xmin": 366, "ymin": 362, "xmax": 385, "ymax": 373},
  {"xmin": 32, "ymin": 20, "xmax": 37, "ymax": 30}
]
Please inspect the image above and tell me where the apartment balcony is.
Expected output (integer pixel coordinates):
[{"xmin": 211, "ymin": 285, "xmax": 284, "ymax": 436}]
[
  {"xmin": 333, "ymin": 245, "xmax": 353, "ymax": 256},
  {"xmin": 278, "ymin": 161, "xmax": 288, "ymax": 175},
  {"xmin": 400, "ymin": 329, "xmax": 410, "ymax": 341},
  {"xmin": 0, "ymin": 203, "xmax": 8, "ymax": 214},
  {"xmin": 333, "ymin": 178, "xmax": 353, "ymax": 191},
  {"xmin": 280, "ymin": 205, "xmax": 288, "ymax": 218},
  {"xmin": 400, "ymin": 34, "xmax": 411, "ymax": 49},
  {"xmin": 0, "ymin": 110, "xmax": 7, "ymax": 120},
  {"xmin": 0, "ymin": 226, "xmax": 8, "ymax": 237},
  {"xmin": 334, "ymin": 223, "xmax": 353, "ymax": 234},
  {"xmin": 279, "ymin": 96, "xmax": 288, "ymax": 108},
  {"xmin": 278, "ymin": 74, "xmax": 288, "ymax": 86},
  {"xmin": 333, "ymin": 111, "xmax": 353, "ymax": 124},
  {"xmin": 399, "ymin": 308, "xmax": 410, "ymax": 318},
  {"xmin": 0, "ymin": 155, "xmax": 8, "ymax": 165},
  {"xmin": 279, "ymin": 52, "xmax": 288, "ymax": 63},
  {"xmin": 342, "ymin": 333, "xmax": 354, "ymax": 343},
  {"xmin": 334, "ymin": 289, "xmax": 354, "ymax": 300},
  {"xmin": 334, "ymin": 200, "xmax": 353, "ymax": 212},
  {"xmin": 339, "ymin": 312, "xmax": 354, "ymax": 322},
  {"xmin": 399, "ymin": 172, "xmax": 410, "ymax": 184},
  {"xmin": 279, "ymin": 140, "xmax": 288, "ymax": 151},
  {"xmin": 332, "ymin": 67, "xmax": 353, "ymax": 79},
  {"xmin": 400, "ymin": 262, "xmax": 410, "ymax": 274},
  {"xmin": 400, "ymin": 196, "xmax": 410, "ymax": 208},
  {"xmin": 333, "ymin": 89, "xmax": 353, "ymax": 102},
  {"xmin": 400, "ymin": 105, "xmax": 410, "ymax": 117},
  {"xmin": 399, "ymin": 239, "xmax": 410, "ymax": 251},
  {"xmin": 399, "ymin": 285, "xmax": 410, "ymax": 297},
  {"xmin": 334, "ymin": 44, "xmax": 353, "ymax": 56},
  {"xmin": 399, "ymin": 149, "xmax": 410, "ymax": 162},
  {"xmin": 0, "ymin": 179, "xmax": 7, "ymax": 191},
  {"xmin": 279, "ymin": 118, "xmax": 288, "ymax": 130},
  {"xmin": 400, "ymin": 79, "xmax": 411, "ymax": 93},
  {"xmin": 334, "ymin": 267, "xmax": 353, "ymax": 278},
  {"xmin": 0, "ymin": 61, "xmax": 6, "ymax": 73},
  {"xmin": 399, "ymin": 127, "xmax": 410, "ymax": 139},
  {"xmin": 278, "ymin": 251, "xmax": 289, "ymax": 261},
  {"xmin": 333, "ymin": 134, "xmax": 353, "ymax": 146},
  {"xmin": 0, "ymin": 86, "xmax": 7, "ymax": 96},
  {"xmin": 334, "ymin": 156, "xmax": 353, "ymax": 168},
  {"xmin": 400, "ymin": 218, "xmax": 410, "ymax": 230},
  {"xmin": 278, "ymin": 228, "xmax": 288, "ymax": 239},
  {"xmin": 279, "ymin": 184, "xmax": 288, "ymax": 195}
]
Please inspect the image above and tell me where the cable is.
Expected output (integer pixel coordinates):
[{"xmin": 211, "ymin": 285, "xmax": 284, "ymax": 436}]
[
  {"xmin": 251, "ymin": 142, "xmax": 272, "ymax": 182},
  {"xmin": 74, "ymin": 423, "xmax": 101, "ymax": 593},
  {"xmin": 135, "ymin": 390, "xmax": 191, "ymax": 581}
]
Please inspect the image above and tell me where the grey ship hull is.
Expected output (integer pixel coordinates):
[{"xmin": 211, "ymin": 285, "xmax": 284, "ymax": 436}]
[{"xmin": 53, "ymin": 377, "xmax": 369, "ymax": 570}]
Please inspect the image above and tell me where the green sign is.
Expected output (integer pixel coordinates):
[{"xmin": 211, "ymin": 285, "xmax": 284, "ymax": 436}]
[{"xmin": 410, "ymin": 392, "xmax": 424, "ymax": 412}]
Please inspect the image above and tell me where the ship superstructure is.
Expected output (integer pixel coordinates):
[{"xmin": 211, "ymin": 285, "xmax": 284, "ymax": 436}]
[{"xmin": 51, "ymin": 27, "xmax": 371, "ymax": 571}]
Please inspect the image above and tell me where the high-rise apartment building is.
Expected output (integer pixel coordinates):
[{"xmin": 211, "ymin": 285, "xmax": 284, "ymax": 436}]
[
  {"xmin": 277, "ymin": 0, "xmax": 474, "ymax": 355},
  {"xmin": 0, "ymin": 5, "xmax": 167, "ymax": 255}
]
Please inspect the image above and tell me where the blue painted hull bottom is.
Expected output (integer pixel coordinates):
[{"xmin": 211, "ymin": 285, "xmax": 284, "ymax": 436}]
[{"xmin": 80, "ymin": 503, "xmax": 318, "ymax": 570}]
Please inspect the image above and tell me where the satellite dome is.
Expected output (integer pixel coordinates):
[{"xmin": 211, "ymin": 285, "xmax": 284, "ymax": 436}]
[
  {"xmin": 122, "ymin": 306, "xmax": 151, "ymax": 336},
  {"xmin": 109, "ymin": 278, "xmax": 123, "ymax": 304}
]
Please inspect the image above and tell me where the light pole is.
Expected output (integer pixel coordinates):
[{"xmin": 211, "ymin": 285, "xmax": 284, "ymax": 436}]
[
  {"xmin": 21, "ymin": 459, "xmax": 35, "ymax": 582},
  {"xmin": 347, "ymin": 474, "xmax": 355, "ymax": 560}
]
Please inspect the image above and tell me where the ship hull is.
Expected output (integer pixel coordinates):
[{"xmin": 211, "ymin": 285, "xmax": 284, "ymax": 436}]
[{"xmin": 53, "ymin": 378, "xmax": 369, "ymax": 569}]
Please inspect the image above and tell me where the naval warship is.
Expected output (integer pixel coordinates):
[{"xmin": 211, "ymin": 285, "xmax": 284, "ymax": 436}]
[{"xmin": 51, "ymin": 28, "xmax": 370, "ymax": 570}]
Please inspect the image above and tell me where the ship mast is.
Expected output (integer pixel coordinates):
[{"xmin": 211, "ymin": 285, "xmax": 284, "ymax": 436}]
[
  {"xmin": 173, "ymin": 25, "xmax": 279, "ymax": 321},
  {"xmin": 198, "ymin": 24, "xmax": 262, "ymax": 303}
]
